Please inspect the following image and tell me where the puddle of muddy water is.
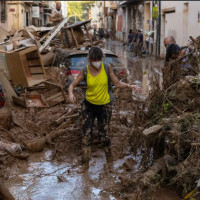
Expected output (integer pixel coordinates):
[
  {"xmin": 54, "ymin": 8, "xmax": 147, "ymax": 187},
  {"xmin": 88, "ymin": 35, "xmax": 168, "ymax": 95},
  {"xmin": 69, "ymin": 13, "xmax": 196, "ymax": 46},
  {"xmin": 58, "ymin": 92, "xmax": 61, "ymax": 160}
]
[
  {"xmin": 104, "ymin": 40, "xmax": 164, "ymax": 95},
  {"xmin": 5, "ymin": 147, "xmax": 143, "ymax": 200},
  {"xmin": 5, "ymin": 149, "xmax": 124, "ymax": 200}
]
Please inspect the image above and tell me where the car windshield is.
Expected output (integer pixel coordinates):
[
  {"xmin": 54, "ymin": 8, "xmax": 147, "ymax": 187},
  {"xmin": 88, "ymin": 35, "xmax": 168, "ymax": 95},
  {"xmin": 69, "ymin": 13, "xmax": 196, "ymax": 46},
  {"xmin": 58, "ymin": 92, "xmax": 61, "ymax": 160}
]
[{"xmin": 68, "ymin": 54, "xmax": 121, "ymax": 70}]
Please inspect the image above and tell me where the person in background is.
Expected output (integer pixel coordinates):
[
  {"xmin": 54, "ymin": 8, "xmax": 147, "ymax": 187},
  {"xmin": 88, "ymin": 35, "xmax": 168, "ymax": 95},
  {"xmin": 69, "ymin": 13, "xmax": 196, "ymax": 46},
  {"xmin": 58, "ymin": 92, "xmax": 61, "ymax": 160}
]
[
  {"xmin": 98, "ymin": 27, "xmax": 105, "ymax": 40},
  {"xmin": 145, "ymin": 35, "xmax": 150, "ymax": 55},
  {"xmin": 0, "ymin": 84, "xmax": 5, "ymax": 108},
  {"xmin": 68, "ymin": 47, "xmax": 141, "ymax": 171},
  {"xmin": 163, "ymin": 36, "xmax": 176, "ymax": 62},
  {"xmin": 163, "ymin": 36, "xmax": 176, "ymax": 48},
  {"xmin": 166, "ymin": 43, "xmax": 192, "ymax": 69},
  {"xmin": 135, "ymin": 29, "xmax": 143, "ymax": 57},
  {"xmin": 132, "ymin": 29, "xmax": 138, "ymax": 56},
  {"xmin": 93, "ymin": 26, "xmax": 97, "ymax": 41},
  {"xmin": 49, "ymin": 2, "xmax": 63, "ymax": 25},
  {"xmin": 128, "ymin": 29, "xmax": 134, "ymax": 52},
  {"xmin": 109, "ymin": 28, "xmax": 113, "ymax": 40}
]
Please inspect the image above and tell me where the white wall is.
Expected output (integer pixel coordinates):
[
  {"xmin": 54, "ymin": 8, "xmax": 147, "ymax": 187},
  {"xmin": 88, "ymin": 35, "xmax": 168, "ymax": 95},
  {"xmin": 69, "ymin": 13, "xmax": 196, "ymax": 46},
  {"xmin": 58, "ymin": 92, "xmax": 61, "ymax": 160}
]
[
  {"xmin": 188, "ymin": 2, "xmax": 200, "ymax": 40},
  {"xmin": 161, "ymin": 1, "xmax": 200, "ymax": 57},
  {"xmin": 61, "ymin": 1, "xmax": 67, "ymax": 17},
  {"xmin": 91, "ymin": 5, "xmax": 100, "ymax": 28}
]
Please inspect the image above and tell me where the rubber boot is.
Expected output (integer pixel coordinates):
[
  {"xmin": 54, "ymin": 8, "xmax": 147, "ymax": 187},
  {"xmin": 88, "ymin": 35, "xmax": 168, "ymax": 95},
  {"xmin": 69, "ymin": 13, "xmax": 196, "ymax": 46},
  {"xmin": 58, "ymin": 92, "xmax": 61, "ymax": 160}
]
[
  {"xmin": 103, "ymin": 146, "xmax": 113, "ymax": 172},
  {"xmin": 82, "ymin": 146, "xmax": 91, "ymax": 171},
  {"xmin": 104, "ymin": 146, "xmax": 113, "ymax": 163}
]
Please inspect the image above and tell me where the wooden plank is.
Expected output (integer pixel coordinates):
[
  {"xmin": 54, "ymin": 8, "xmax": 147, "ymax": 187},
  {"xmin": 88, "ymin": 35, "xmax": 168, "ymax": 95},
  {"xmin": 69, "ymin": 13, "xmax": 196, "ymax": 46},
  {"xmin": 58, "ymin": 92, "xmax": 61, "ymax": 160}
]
[
  {"xmin": 24, "ymin": 26, "xmax": 41, "ymax": 48},
  {"xmin": 12, "ymin": 96, "xmax": 26, "ymax": 108},
  {"xmin": 143, "ymin": 125, "xmax": 163, "ymax": 137},
  {"xmin": 84, "ymin": 24, "xmax": 93, "ymax": 44},
  {"xmin": 36, "ymin": 48, "xmax": 47, "ymax": 80},
  {"xmin": 30, "ymin": 74, "xmax": 46, "ymax": 79},
  {"xmin": 44, "ymin": 81, "xmax": 63, "ymax": 89},
  {"xmin": 20, "ymin": 54, "xmax": 31, "ymax": 77},
  {"xmin": 0, "ymin": 54, "xmax": 11, "ymax": 80},
  {"xmin": 6, "ymin": 47, "xmax": 26, "ymax": 54},
  {"xmin": 26, "ymin": 51, "xmax": 39, "ymax": 59},
  {"xmin": 18, "ymin": 46, "xmax": 37, "ymax": 55},
  {"xmin": 0, "ymin": 69, "xmax": 17, "ymax": 104},
  {"xmin": 30, "ymin": 67, "xmax": 43, "ymax": 74},
  {"xmin": 61, "ymin": 28, "xmax": 71, "ymax": 48},
  {"xmin": 46, "ymin": 92, "xmax": 63, "ymax": 101},
  {"xmin": 70, "ymin": 28, "xmax": 78, "ymax": 47},
  {"xmin": 43, "ymin": 88, "xmax": 61, "ymax": 98},
  {"xmin": 28, "ymin": 59, "xmax": 41, "ymax": 67},
  {"xmin": 0, "ymin": 50, "xmax": 7, "ymax": 53},
  {"xmin": 6, "ymin": 52, "xmax": 28, "ymax": 86},
  {"xmin": 27, "ymin": 75, "xmax": 46, "ymax": 87},
  {"xmin": 39, "ymin": 17, "xmax": 69, "ymax": 52},
  {"xmin": 47, "ymin": 96, "xmax": 65, "ymax": 107}
]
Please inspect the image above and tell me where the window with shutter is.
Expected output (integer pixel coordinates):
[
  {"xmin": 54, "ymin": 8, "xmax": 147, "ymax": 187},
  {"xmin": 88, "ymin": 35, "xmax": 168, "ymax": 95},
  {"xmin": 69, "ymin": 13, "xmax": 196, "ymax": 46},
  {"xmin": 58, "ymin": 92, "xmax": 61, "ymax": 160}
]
[{"xmin": 1, "ymin": 1, "xmax": 6, "ymax": 23}]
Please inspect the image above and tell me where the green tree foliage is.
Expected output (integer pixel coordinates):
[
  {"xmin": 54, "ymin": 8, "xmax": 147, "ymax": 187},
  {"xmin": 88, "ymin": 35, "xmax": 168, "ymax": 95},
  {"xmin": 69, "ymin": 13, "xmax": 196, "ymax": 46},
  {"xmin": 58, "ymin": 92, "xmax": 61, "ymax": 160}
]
[{"xmin": 67, "ymin": 1, "xmax": 94, "ymax": 22}]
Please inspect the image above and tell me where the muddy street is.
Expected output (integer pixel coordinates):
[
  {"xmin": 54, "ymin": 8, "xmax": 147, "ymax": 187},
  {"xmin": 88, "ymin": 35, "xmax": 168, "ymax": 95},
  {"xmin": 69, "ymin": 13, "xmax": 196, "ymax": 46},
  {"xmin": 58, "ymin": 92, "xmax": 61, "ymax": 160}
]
[
  {"xmin": 0, "ymin": 0, "xmax": 199, "ymax": 199},
  {"xmin": 1, "ymin": 40, "xmax": 182, "ymax": 200},
  {"xmin": 104, "ymin": 40, "xmax": 164, "ymax": 94}
]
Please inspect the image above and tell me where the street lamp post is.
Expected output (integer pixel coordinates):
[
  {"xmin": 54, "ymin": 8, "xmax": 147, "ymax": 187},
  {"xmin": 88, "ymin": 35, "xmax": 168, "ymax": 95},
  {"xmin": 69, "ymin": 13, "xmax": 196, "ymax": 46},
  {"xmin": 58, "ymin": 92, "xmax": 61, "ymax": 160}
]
[
  {"xmin": 158, "ymin": 0, "xmax": 161, "ymax": 56},
  {"xmin": 155, "ymin": 0, "xmax": 161, "ymax": 57}
]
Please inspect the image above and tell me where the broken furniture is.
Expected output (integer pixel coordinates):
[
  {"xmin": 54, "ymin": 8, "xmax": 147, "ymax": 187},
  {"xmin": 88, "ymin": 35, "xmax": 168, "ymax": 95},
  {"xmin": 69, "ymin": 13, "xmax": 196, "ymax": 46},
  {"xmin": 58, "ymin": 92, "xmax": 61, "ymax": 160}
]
[
  {"xmin": 41, "ymin": 81, "xmax": 66, "ymax": 107},
  {"xmin": 39, "ymin": 17, "xmax": 69, "ymax": 53},
  {"xmin": 25, "ymin": 94, "xmax": 48, "ymax": 108},
  {"xmin": 0, "ymin": 47, "xmax": 26, "ymax": 105},
  {"xmin": 61, "ymin": 19, "xmax": 93, "ymax": 48},
  {"xmin": 0, "ymin": 69, "xmax": 17, "ymax": 104},
  {"xmin": 6, "ymin": 46, "xmax": 47, "ymax": 87},
  {"xmin": 0, "ymin": 54, "xmax": 11, "ymax": 80},
  {"xmin": 13, "ymin": 94, "xmax": 48, "ymax": 108},
  {"xmin": 13, "ymin": 81, "xmax": 66, "ymax": 108}
]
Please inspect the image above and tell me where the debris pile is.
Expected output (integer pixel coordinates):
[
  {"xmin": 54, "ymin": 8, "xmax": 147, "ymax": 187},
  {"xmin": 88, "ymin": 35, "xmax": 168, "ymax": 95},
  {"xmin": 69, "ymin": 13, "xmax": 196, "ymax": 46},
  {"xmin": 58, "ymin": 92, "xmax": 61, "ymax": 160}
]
[
  {"xmin": 115, "ymin": 36, "xmax": 200, "ymax": 199},
  {"xmin": 0, "ymin": 17, "xmax": 136, "ymax": 199},
  {"xmin": 0, "ymin": 18, "xmax": 106, "ymax": 194}
]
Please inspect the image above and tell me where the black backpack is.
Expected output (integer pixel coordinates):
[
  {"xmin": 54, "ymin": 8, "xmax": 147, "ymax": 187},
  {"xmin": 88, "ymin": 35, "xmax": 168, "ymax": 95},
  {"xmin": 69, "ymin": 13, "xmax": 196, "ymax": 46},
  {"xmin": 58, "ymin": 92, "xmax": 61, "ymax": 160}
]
[{"xmin": 83, "ymin": 63, "xmax": 115, "ymax": 104}]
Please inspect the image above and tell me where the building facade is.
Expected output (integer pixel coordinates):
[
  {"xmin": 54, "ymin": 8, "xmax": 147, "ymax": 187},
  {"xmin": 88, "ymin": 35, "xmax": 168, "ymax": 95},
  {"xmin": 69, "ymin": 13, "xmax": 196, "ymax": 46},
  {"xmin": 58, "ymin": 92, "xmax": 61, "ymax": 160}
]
[
  {"xmin": 160, "ymin": 1, "xmax": 200, "ymax": 57},
  {"xmin": 144, "ymin": 1, "xmax": 200, "ymax": 58},
  {"xmin": 105, "ymin": 1, "xmax": 144, "ymax": 43},
  {"xmin": 0, "ymin": 1, "xmax": 58, "ymax": 33},
  {"xmin": 0, "ymin": 1, "xmax": 8, "ymax": 31}
]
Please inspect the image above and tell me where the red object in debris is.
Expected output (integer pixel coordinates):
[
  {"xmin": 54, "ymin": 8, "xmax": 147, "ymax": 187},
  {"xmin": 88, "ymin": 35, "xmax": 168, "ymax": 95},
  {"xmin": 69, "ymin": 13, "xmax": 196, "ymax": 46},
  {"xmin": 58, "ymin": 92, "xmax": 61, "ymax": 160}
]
[
  {"xmin": 0, "ymin": 88, "xmax": 5, "ymax": 108},
  {"xmin": 0, "ymin": 101, "xmax": 5, "ymax": 107},
  {"xmin": 71, "ymin": 70, "xmax": 80, "ymax": 75},
  {"xmin": 65, "ymin": 70, "xmax": 80, "ymax": 76},
  {"xmin": 117, "ymin": 70, "xmax": 127, "ymax": 77}
]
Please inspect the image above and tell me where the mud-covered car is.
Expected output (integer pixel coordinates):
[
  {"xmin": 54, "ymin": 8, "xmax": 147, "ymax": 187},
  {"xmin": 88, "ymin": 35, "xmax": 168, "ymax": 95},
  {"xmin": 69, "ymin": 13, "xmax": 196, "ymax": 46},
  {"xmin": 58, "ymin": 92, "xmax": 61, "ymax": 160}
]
[{"xmin": 65, "ymin": 48, "xmax": 128, "ymax": 87}]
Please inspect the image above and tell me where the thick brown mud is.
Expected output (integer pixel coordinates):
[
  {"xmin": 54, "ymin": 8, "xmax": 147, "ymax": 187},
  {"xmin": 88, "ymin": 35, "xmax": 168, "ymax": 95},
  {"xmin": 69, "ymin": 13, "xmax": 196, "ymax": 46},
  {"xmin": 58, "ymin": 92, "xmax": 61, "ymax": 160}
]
[{"xmin": 2, "ymin": 40, "xmax": 180, "ymax": 200}]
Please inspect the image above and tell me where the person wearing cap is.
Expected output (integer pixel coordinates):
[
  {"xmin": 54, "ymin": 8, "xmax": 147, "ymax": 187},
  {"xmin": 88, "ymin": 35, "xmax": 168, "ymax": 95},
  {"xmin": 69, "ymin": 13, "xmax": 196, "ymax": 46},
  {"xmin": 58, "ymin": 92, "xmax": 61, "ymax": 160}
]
[{"xmin": 135, "ymin": 29, "xmax": 143, "ymax": 57}]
